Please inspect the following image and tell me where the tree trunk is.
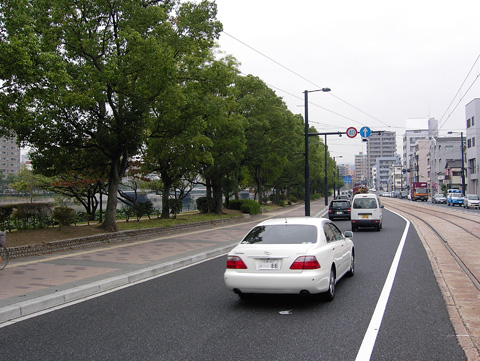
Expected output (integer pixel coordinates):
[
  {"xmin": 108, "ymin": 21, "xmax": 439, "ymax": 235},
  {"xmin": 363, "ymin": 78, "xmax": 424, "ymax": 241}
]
[
  {"xmin": 102, "ymin": 153, "xmax": 128, "ymax": 232},
  {"xmin": 160, "ymin": 170, "xmax": 173, "ymax": 219},
  {"xmin": 103, "ymin": 176, "xmax": 120, "ymax": 232},
  {"xmin": 212, "ymin": 182, "xmax": 223, "ymax": 214},
  {"xmin": 161, "ymin": 182, "xmax": 171, "ymax": 219}
]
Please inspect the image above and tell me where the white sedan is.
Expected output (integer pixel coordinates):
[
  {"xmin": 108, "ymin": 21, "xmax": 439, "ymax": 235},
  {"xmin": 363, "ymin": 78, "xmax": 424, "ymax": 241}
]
[{"xmin": 224, "ymin": 217, "xmax": 354, "ymax": 301}]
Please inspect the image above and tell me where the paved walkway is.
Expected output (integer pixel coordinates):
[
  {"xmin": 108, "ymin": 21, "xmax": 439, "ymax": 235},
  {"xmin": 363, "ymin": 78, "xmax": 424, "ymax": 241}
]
[{"xmin": 0, "ymin": 201, "xmax": 326, "ymax": 324}]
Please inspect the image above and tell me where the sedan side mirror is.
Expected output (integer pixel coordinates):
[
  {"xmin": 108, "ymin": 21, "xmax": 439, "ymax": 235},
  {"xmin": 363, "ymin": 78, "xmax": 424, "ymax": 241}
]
[{"xmin": 344, "ymin": 231, "xmax": 353, "ymax": 238}]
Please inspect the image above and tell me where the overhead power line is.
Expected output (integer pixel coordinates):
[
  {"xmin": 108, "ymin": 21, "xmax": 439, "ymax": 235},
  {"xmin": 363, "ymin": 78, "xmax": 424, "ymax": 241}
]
[
  {"xmin": 438, "ymin": 51, "xmax": 480, "ymax": 130},
  {"xmin": 222, "ymin": 31, "xmax": 389, "ymax": 128}
]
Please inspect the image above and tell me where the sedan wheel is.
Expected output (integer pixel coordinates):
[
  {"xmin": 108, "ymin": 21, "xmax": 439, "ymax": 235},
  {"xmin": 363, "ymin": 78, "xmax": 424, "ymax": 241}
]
[
  {"xmin": 346, "ymin": 253, "xmax": 355, "ymax": 277},
  {"xmin": 324, "ymin": 268, "xmax": 336, "ymax": 301}
]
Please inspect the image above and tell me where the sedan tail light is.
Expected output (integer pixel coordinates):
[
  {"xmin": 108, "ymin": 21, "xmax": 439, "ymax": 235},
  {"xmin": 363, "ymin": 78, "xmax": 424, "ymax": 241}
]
[
  {"xmin": 290, "ymin": 256, "xmax": 320, "ymax": 270},
  {"xmin": 226, "ymin": 255, "xmax": 247, "ymax": 269}
]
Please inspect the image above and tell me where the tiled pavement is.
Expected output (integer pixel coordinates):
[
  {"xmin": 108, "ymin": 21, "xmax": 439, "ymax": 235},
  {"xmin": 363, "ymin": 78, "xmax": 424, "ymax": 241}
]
[{"xmin": 0, "ymin": 201, "xmax": 324, "ymax": 324}]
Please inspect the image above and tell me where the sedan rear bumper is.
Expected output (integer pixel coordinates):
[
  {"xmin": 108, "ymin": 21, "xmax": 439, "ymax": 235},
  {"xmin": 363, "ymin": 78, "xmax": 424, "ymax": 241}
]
[{"xmin": 224, "ymin": 269, "xmax": 331, "ymax": 295}]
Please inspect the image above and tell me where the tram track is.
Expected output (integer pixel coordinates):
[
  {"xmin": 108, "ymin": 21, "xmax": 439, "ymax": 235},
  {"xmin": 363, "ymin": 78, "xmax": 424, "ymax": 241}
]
[
  {"xmin": 381, "ymin": 197, "xmax": 480, "ymax": 359},
  {"xmin": 385, "ymin": 199, "xmax": 480, "ymax": 291}
]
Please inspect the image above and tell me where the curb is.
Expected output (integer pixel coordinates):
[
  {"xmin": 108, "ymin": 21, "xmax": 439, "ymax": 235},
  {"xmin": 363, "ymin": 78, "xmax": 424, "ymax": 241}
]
[{"xmin": 0, "ymin": 243, "xmax": 236, "ymax": 325}]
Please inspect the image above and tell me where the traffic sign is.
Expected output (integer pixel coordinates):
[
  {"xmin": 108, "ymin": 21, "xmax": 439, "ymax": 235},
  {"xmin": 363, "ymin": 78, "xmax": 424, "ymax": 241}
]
[
  {"xmin": 346, "ymin": 127, "xmax": 357, "ymax": 138},
  {"xmin": 359, "ymin": 126, "xmax": 372, "ymax": 138}
]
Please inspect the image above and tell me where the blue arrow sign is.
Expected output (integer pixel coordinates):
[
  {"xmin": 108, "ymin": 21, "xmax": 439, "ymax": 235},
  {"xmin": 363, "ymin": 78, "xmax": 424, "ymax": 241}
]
[{"xmin": 359, "ymin": 126, "xmax": 372, "ymax": 138}]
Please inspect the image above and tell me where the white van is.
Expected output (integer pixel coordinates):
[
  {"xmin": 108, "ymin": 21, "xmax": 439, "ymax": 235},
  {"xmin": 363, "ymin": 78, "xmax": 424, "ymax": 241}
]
[{"xmin": 351, "ymin": 193, "xmax": 383, "ymax": 232}]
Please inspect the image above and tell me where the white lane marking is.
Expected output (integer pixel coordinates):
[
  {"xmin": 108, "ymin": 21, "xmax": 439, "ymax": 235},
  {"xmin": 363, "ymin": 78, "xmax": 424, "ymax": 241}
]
[{"xmin": 355, "ymin": 209, "xmax": 410, "ymax": 361}]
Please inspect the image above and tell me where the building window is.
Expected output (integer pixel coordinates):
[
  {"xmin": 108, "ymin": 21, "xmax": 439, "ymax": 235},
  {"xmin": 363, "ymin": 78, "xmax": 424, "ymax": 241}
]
[
  {"xmin": 469, "ymin": 159, "xmax": 476, "ymax": 174},
  {"xmin": 467, "ymin": 118, "xmax": 471, "ymax": 128},
  {"xmin": 473, "ymin": 116, "xmax": 475, "ymax": 126},
  {"xmin": 468, "ymin": 139, "xmax": 472, "ymax": 148},
  {"xmin": 473, "ymin": 137, "xmax": 476, "ymax": 147}
]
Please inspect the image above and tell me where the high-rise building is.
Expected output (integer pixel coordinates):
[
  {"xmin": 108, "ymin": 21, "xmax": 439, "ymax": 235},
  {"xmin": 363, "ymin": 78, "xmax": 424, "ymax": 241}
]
[
  {"xmin": 354, "ymin": 152, "xmax": 368, "ymax": 185},
  {"xmin": 366, "ymin": 131, "xmax": 397, "ymax": 185},
  {"xmin": 0, "ymin": 136, "xmax": 21, "ymax": 178}
]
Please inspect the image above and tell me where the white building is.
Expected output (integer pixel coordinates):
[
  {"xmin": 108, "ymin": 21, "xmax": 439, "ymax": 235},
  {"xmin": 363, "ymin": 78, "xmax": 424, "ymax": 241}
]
[{"xmin": 465, "ymin": 99, "xmax": 480, "ymax": 195}]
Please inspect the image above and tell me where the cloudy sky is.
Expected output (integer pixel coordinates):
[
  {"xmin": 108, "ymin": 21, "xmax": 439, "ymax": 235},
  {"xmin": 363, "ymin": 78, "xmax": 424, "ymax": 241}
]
[{"xmin": 212, "ymin": 0, "xmax": 480, "ymax": 164}]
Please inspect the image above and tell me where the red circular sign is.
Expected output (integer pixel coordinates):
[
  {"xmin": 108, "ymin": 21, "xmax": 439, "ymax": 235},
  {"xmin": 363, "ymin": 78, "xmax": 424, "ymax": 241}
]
[{"xmin": 346, "ymin": 127, "xmax": 357, "ymax": 138}]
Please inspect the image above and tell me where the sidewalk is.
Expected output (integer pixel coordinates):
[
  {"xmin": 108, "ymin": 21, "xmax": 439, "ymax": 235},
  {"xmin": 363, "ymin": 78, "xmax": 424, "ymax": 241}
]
[{"xmin": 0, "ymin": 201, "xmax": 327, "ymax": 325}]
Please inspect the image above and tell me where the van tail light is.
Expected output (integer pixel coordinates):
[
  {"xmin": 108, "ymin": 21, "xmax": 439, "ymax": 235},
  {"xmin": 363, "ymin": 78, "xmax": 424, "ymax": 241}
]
[
  {"xmin": 226, "ymin": 256, "xmax": 247, "ymax": 269},
  {"xmin": 290, "ymin": 256, "xmax": 320, "ymax": 270}
]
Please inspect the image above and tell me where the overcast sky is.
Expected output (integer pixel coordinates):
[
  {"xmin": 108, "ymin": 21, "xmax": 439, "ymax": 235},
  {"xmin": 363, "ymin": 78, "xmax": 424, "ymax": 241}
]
[{"xmin": 212, "ymin": 0, "xmax": 480, "ymax": 164}]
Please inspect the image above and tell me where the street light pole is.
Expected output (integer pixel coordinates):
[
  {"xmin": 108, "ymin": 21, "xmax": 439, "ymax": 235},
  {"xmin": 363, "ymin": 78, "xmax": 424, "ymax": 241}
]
[
  {"xmin": 304, "ymin": 90, "xmax": 310, "ymax": 216},
  {"xmin": 304, "ymin": 88, "xmax": 331, "ymax": 216},
  {"xmin": 461, "ymin": 132, "xmax": 466, "ymax": 195}
]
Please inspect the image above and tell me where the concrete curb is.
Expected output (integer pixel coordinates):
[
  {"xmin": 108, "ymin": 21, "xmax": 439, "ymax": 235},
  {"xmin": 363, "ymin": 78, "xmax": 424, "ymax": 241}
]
[{"xmin": 0, "ymin": 243, "xmax": 236, "ymax": 325}]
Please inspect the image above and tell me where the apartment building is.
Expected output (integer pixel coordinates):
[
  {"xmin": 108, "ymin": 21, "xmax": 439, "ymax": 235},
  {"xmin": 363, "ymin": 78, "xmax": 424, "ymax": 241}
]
[
  {"xmin": 0, "ymin": 136, "xmax": 21, "ymax": 178},
  {"xmin": 366, "ymin": 131, "xmax": 396, "ymax": 186},
  {"xmin": 466, "ymin": 99, "xmax": 480, "ymax": 194}
]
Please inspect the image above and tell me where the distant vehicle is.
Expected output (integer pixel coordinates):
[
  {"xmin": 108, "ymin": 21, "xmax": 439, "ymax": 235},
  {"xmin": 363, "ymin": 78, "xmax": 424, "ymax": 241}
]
[
  {"xmin": 398, "ymin": 191, "xmax": 409, "ymax": 199},
  {"xmin": 463, "ymin": 194, "xmax": 480, "ymax": 209},
  {"xmin": 351, "ymin": 193, "xmax": 383, "ymax": 232},
  {"xmin": 224, "ymin": 217, "xmax": 354, "ymax": 301},
  {"xmin": 432, "ymin": 194, "xmax": 447, "ymax": 204},
  {"xmin": 353, "ymin": 185, "xmax": 368, "ymax": 196},
  {"xmin": 411, "ymin": 182, "xmax": 428, "ymax": 201},
  {"xmin": 328, "ymin": 200, "xmax": 351, "ymax": 220},
  {"xmin": 447, "ymin": 191, "xmax": 464, "ymax": 206}
]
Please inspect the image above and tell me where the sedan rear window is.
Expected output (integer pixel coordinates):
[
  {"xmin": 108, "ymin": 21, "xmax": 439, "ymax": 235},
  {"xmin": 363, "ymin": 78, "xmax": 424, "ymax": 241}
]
[
  {"xmin": 240, "ymin": 225, "xmax": 318, "ymax": 245},
  {"xmin": 331, "ymin": 201, "xmax": 348, "ymax": 207}
]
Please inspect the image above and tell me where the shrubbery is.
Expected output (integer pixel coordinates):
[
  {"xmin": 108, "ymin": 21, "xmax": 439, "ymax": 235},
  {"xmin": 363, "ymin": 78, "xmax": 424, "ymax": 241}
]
[
  {"xmin": 196, "ymin": 197, "xmax": 215, "ymax": 213},
  {"xmin": 240, "ymin": 199, "xmax": 261, "ymax": 215},
  {"xmin": 53, "ymin": 206, "xmax": 76, "ymax": 227},
  {"xmin": 225, "ymin": 199, "xmax": 261, "ymax": 215}
]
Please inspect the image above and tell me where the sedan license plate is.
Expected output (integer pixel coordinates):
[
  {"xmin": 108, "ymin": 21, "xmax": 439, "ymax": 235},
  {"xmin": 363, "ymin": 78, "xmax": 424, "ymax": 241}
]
[
  {"xmin": 258, "ymin": 258, "xmax": 279, "ymax": 270},
  {"xmin": 336, "ymin": 211, "xmax": 343, "ymax": 214}
]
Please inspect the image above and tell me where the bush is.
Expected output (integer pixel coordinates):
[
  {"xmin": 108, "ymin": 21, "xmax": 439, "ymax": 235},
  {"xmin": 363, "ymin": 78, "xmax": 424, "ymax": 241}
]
[
  {"xmin": 227, "ymin": 199, "xmax": 243, "ymax": 210},
  {"xmin": 288, "ymin": 195, "xmax": 298, "ymax": 203},
  {"xmin": 240, "ymin": 199, "xmax": 261, "ymax": 215},
  {"xmin": 196, "ymin": 197, "xmax": 215, "ymax": 213},
  {"xmin": 53, "ymin": 206, "xmax": 76, "ymax": 227}
]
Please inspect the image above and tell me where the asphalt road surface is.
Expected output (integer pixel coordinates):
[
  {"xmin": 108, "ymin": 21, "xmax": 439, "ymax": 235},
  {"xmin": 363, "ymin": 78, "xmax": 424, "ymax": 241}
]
[{"xmin": 0, "ymin": 210, "xmax": 466, "ymax": 361}]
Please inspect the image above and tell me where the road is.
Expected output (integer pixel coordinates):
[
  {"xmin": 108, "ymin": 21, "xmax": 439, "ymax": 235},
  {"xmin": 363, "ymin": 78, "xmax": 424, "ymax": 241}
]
[{"xmin": 0, "ymin": 208, "xmax": 467, "ymax": 360}]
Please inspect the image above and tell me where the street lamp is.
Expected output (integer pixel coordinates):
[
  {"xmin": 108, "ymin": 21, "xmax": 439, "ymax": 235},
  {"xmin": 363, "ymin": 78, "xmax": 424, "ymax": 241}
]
[
  {"xmin": 333, "ymin": 156, "xmax": 343, "ymax": 198},
  {"xmin": 304, "ymin": 88, "xmax": 331, "ymax": 216}
]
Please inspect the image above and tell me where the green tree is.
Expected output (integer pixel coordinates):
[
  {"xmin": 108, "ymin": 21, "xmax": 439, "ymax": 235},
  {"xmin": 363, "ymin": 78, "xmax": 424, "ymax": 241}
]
[
  {"xmin": 236, "ymin": 75, "xmax": 295, "ymax": 204},
  {"xmin": 0, "ymin": 0, "xmax": 222, "ymax": 231},
  {"xmin": 11, "ymin": 166, "xmax": 50, "ymax": 202},
  {"xmin": 197, "ymin": 58, "xmax": 246, "ymax": 214}
]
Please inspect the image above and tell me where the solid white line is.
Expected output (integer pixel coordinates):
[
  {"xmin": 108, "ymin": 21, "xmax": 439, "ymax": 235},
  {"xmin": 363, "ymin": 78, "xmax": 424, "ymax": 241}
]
[{"xmin": 355, "ymin": 210, "xmax": 410, "ymax": 361}]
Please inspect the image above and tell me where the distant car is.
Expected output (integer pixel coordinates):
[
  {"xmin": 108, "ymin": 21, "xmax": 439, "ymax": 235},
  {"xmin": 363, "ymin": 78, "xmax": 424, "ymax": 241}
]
[
  {"xmin": 328, "ymin": 200, "xmax": 351, "ymax": 220},
  {"xmin": 351, "ymin": 193, "xmax": 383, "ymax": 232},
  {"xmin": 447, "ymin": 192, "xmax": 464, "ymax": 206},
  {"xmin": 432, "ymin": 194, "xmax": 447, "ymax": 204},
  {"xmin": 463, "ymin": 194, "xmax": 480, "ymax": 209},
  {"xmin": 398, "ymin": 191, "xmax": 409, "ymax": 199},
  {"xmin": 224, "ymin": 217, "xmax": 355, "ymax": 301}
]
